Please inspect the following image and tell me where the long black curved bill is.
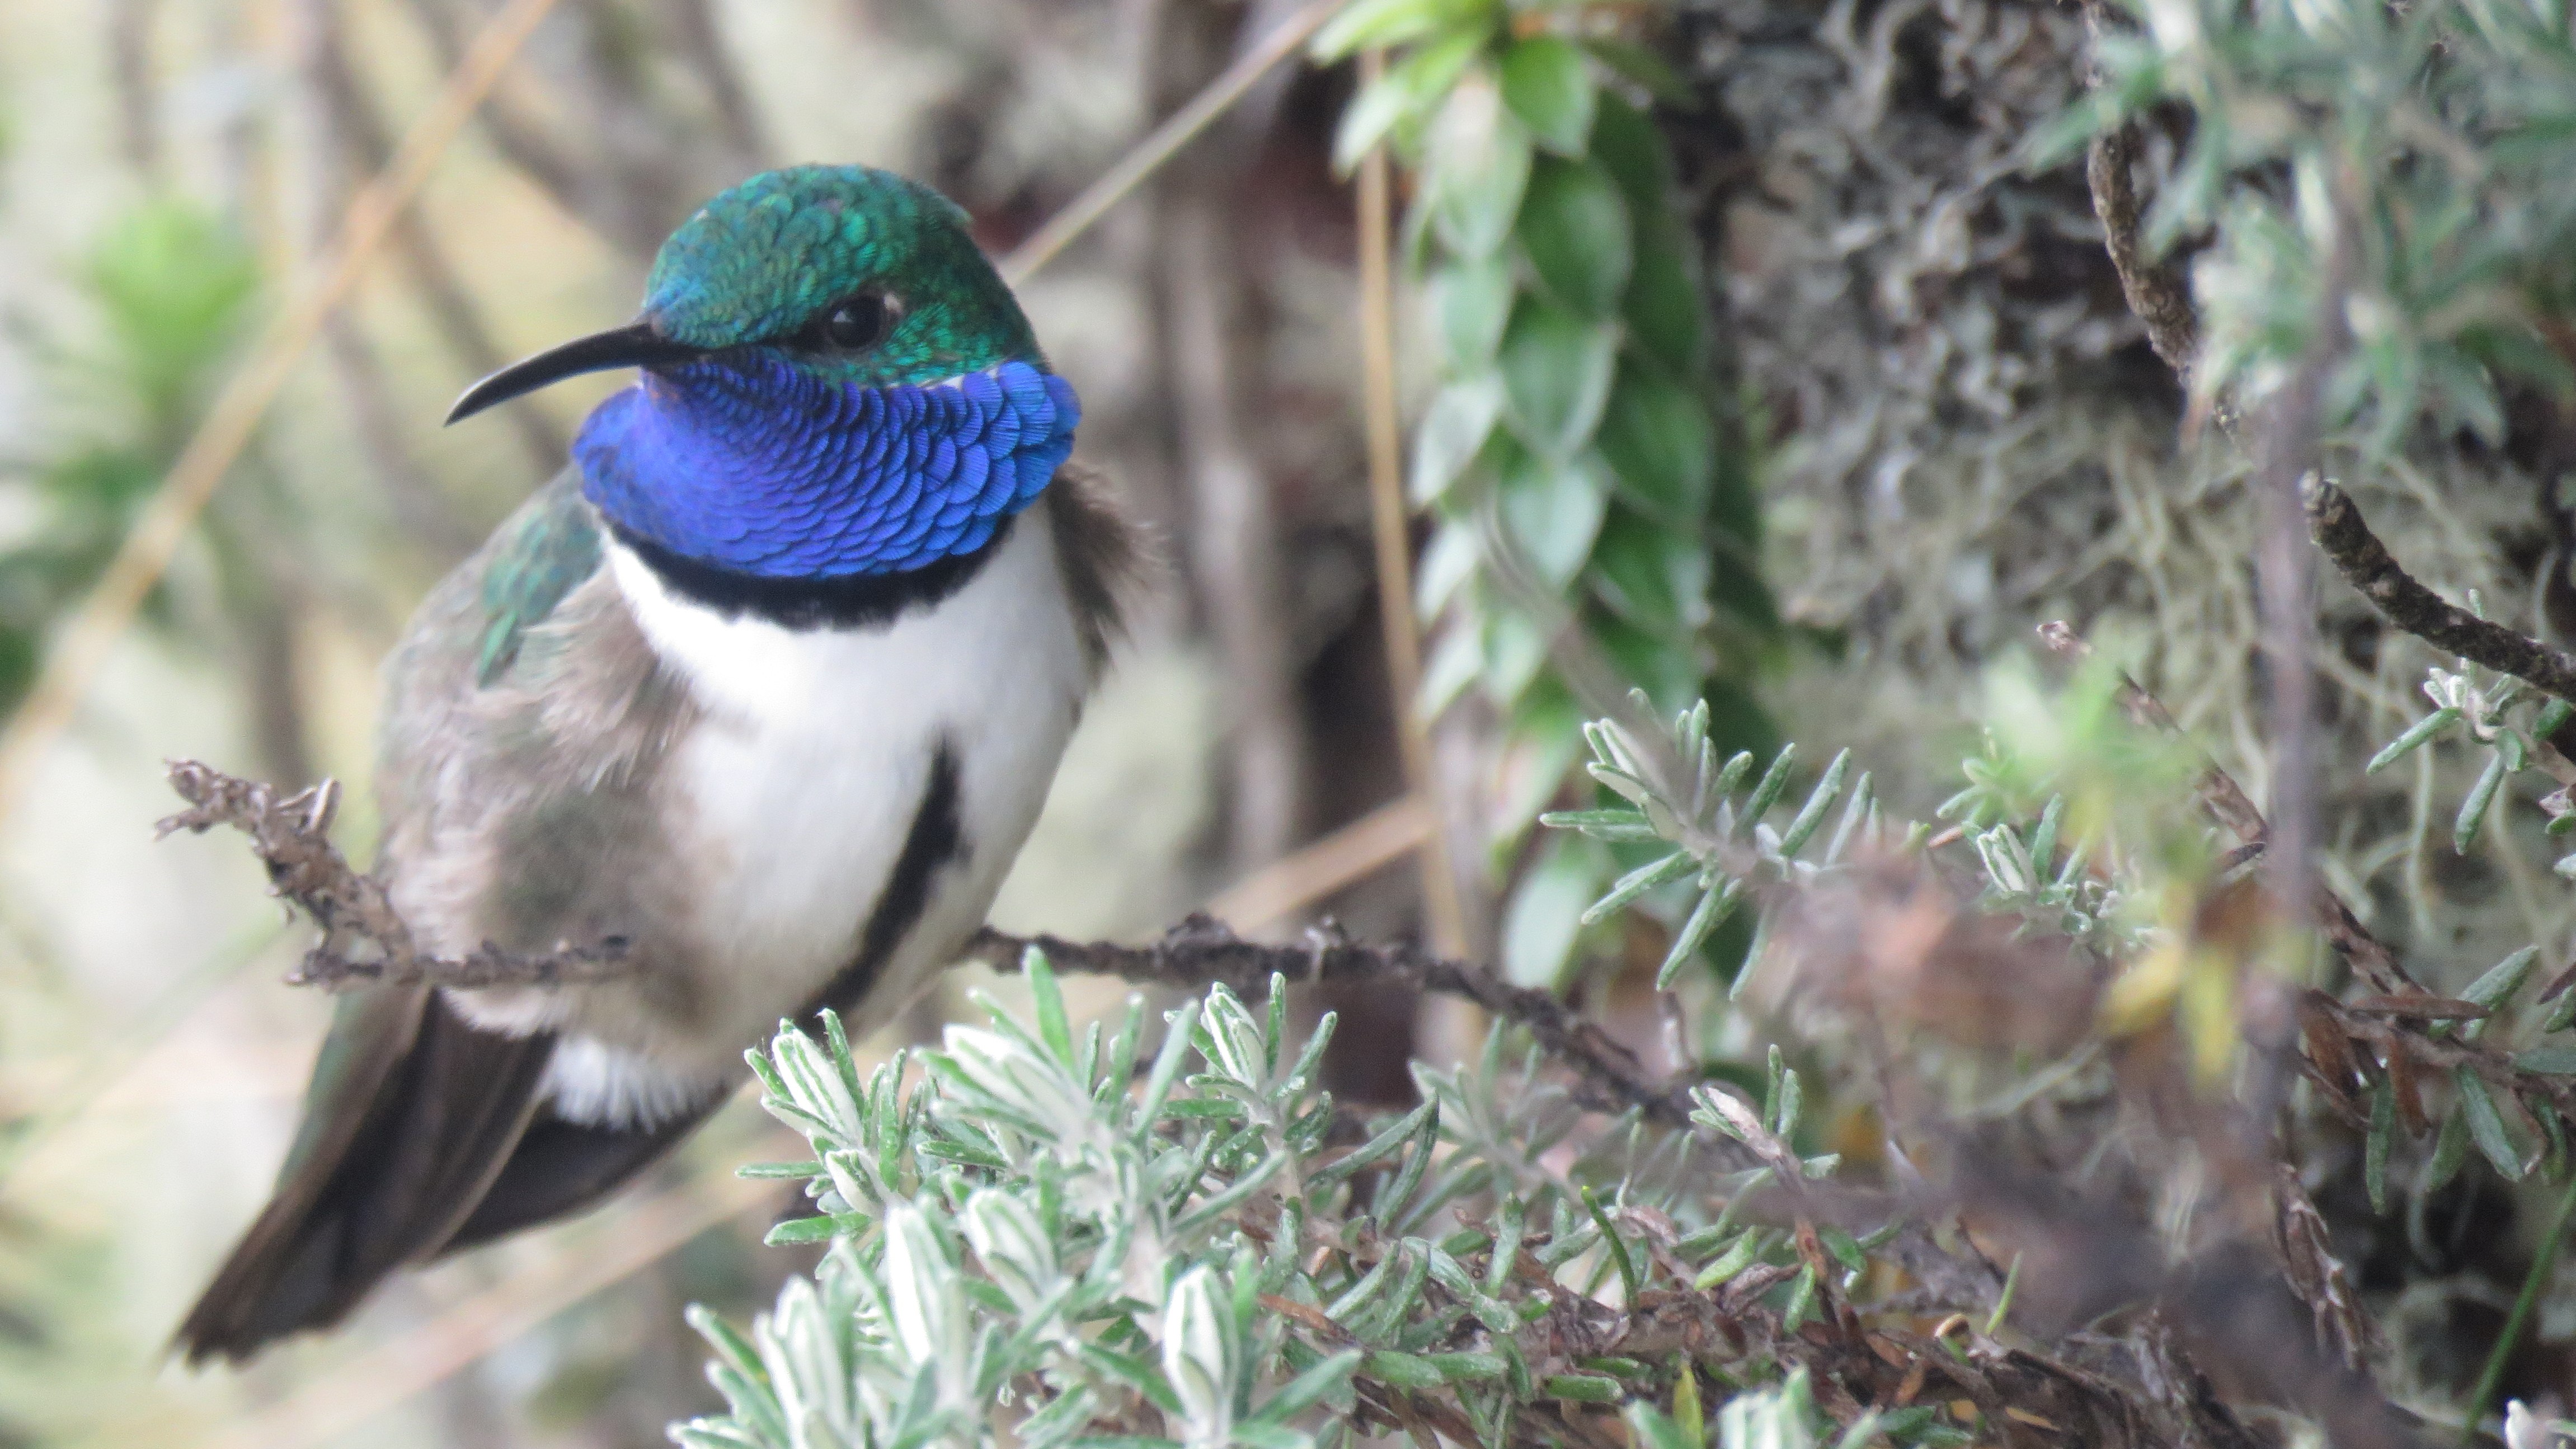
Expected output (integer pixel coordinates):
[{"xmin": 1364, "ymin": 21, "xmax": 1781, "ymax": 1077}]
[{"xmin": 445, "ymin": 321, "xmax": 711, "ymax": 425}]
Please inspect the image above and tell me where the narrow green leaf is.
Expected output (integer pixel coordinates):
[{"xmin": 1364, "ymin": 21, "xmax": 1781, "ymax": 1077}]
[
  {"xmin": 1029, "ymin": 948, "xmax": 1073, "ymax": 1064},
  {"xmin": 1374, "ymin": 1103, "xmax": 1445, "ymax": 1224},
  {"xmin": 1582, "ymin": 1185, "xmax": 1642, "ymax": 1301},
  {"xmin": 1543, "ymin": 1374, "xmax": 1627, "ymax": 1403},
  {"xmin": 1772, "ymin": 1061, "xmax": 1803, "ymax": 1137},
  {"xmin": 2517, "ymin": 1045, "xmax": 2576, "ymax": 1074},
  {"xmin": 1581, "ymin": 849, "xmax": 1697, "ymax": 925},
  {"xmin": 1693, "ymin": 1230, "xmax": 1762, "ymax": 1288},
  {"xmin": 1319, "ymin": 1101, "xmax": 1442, "ymax": 1189},
  {"xmin": 2547, "ymin": 978, "xmax": 2576, "ymax": 1034},
  {"xmin": 763, "ymin": 1214, "xmax": 853, "ymax": 1245},
  {"xmin": 1078, "ymin": 1342, "xmax": 1183, "ymax": 1415},
  {"xmin": 1362, "ymin": 1351, "xmax": 1449, "ymax": 1390},
  {"xmin": 1425, "ymin": 1351, "xmax": 1510, "ymax": 1382},
  {"xmin": 2462, "ymin": 945, "xmax": 2543, "ymax": 1012},
  {"xmin": 1778, "ymin": 750, "xmax": 1853, "ymax": 857},
  {"xmin": 1657, "ymin": 878, "xmax": 1743, "ymax": 989},
  {"xmin": 1132, "ymin": 1000, "xmax": 1201, "ymax": 1130},
  {"xmin": 1818, "ymin": 1224, "xmax": 1867, "ymax": 1274},
  {"xmin": 2367, "ymin": 707, "xmax": 2461, "ymax": 773},
  {"xmin": 1541, "ymin": 807, "xmax": 1657, "ymax": 831},
  {"xmin": 2456, "ymin": 750, "xmax": 2511, "ymax": 853},
  {"xmin": 1780, "ymin": 1263, "xmax": 1820, "ymax": 1332},
  {"xmin": 1254, "ymin": 1349, "xmax": 1362, "ymax": 1425},
  {"xmin": 2428, "ymin": 1109, "xmax": 2472, "ymax": 1191},
  {"xmin": 1174, "ymin": 1149, "xmax": 1291, "ymax": 1233},
  {"xmin": 2457, "ymin": 1068, "xmax": 2528, "ymax": 1179},
  {"xmin": 1742, "ymin": 745, "xmax": 1799, "ymax": 829}
]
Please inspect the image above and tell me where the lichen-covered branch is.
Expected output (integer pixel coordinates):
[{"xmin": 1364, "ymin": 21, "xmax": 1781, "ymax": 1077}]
[
  {"xmin": 2307, "ymin": 476, "xmax": 2576, "ymax": 703},
  {"xmin": 2086, "ymin": 123, "xmax": 2199, "ymax": 379},
  {"xmin": 158, "ymin": 760, "xmax": 628, "ymax": 990}
]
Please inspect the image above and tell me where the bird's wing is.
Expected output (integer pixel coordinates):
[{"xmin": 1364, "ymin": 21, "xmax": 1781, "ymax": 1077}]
[
  {"xmin": 469, "ymin": 469, "xmax": 605, "ymax": 684},
  {"xmin": 178, "ymin": 472, "xmax": 667, "ymax": 1363}
]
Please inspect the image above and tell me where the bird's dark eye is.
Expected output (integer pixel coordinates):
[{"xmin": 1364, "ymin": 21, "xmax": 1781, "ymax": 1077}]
[{"xmin": 805, "ymin": 291, "xmax": 896, "ymax": 352}]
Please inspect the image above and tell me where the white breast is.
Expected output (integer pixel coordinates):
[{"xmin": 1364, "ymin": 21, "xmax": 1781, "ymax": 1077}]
[{"xmin": 543, "ymin": 510, "xmax": 1089, "ymax": 1125}]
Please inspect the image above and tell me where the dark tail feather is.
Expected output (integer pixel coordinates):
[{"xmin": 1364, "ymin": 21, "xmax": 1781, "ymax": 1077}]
[
  {"xmin": 441, "ymin": 1102, "xmax": 716, "ymax": 1253},
  {"xmin": 174, "ymin": 990, "xmax": 553, "ymax": 1365}
]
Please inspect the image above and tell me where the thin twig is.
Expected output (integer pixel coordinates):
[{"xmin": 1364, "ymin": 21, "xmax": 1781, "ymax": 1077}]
[
  {"xmin": 157, "ymin": 760, "xmax": 628, "ymax": 990},
  {"xmin": 969, "ymin": 915, "xmax": 1702, "ymax": 1128},
  {"xmin": 998, "ymin": 0, "xmax": 1347, "ymax": 285},
  {"xmin": 1356, "ymin": 46, "xmax": 1471, "ymax": 957},
  {"xmin": 301, "ymin": 0, "xmax": 566, "ymax": 477},
  {"xmin": 2086, "ymin": 121, "xmax": 2198, "ymax": 378},
  {"xmin": 0, "ymin": 0, "xmax": 565, "ymax": 829},
  {"xmin": 2252, "ymin": 217, "xmax": 2354, "ymax": 983},
  {"xmin": 2307, "ymin": 476, "xmax": 2576, "ymax": 702},
  {"xmin": 1167, "ymin": 200, "xmax": 1308, "ymax": 865}
]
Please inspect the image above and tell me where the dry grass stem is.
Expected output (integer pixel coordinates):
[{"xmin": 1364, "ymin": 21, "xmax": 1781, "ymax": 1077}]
[{"xmin": 0, "ymin": 0, "xmax": 565, "ymax": 830}]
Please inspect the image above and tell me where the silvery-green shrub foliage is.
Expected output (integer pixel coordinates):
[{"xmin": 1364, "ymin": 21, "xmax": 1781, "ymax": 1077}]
[{"xmin": 673, "ymin": 953, "xmax": 1878, "ymax": 1449}]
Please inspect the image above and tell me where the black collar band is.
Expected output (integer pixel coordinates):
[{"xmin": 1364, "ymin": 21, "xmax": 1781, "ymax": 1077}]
[{"xmin": 614, "ymin": 517, "xmax": 1014, "ymax": 632}]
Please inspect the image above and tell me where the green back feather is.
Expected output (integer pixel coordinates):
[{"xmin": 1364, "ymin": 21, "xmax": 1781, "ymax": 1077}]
[{"xmin": 474, "ymin": 480, "xmax": 603, "ymax": 686}]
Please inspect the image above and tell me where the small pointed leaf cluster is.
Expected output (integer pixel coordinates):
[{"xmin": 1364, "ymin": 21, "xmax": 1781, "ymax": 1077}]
[{"xmin": 1544, "ymin": 698, "xmax": 1873, "ymax": 989}]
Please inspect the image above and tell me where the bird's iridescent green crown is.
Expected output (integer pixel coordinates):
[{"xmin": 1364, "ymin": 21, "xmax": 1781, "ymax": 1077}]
[{"xmin": 644, "ymin": 166, "xmax": 1043, "ymax": 389}]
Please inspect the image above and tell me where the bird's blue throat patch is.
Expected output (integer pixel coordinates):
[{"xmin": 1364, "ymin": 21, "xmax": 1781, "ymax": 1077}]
[{"xmin": 573, "ymin": 355, "xmax": 1078, "ymax": 579}]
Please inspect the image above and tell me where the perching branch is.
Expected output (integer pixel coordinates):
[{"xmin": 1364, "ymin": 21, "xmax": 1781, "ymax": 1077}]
[
  {"xmin": 158, "ymin": 759, "xmax": 628, "ymax": 990},
  {"xmin": 969, "ymin": 916, "xmax": 1704, "ymax": 1130},
  {"xmin": 2306, "ymin": 475, "xmax": 2576, "ymax": 703},
  {"xmin": 162, "ymin": 756, "xmax": 1695, "ymax": 1130}
]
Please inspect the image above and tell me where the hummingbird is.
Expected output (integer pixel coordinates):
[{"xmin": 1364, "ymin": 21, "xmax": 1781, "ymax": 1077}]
[{"xmin": 176, "ymin": 164, "xmax": 1140, "ymax": 1362}]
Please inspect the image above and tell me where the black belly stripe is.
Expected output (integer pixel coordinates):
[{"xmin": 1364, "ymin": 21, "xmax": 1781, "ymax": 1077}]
[
  {"xmin": 801, "ymin": 739, "xmax": 967, "ymax": 1020},
  {"xmin": 614, "ymin": 518, "xmax": 1013, "ymax": 632}
]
